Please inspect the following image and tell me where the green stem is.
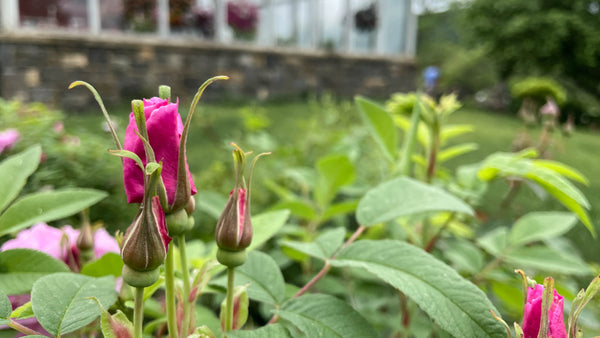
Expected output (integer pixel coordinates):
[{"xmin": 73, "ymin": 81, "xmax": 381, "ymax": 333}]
[
  {"xmin": 165, "ymin": 244, "xmax": 179, "ymax": 338},
  {"xmin": 399, "ymin": 92, "xmax": 422, "ymax": 176},
  {"xmin": 426, "ymin": 122, "xmax": 440, "ymax": 183},
  {"xmin": 178, "ymin": 234, "xmax": 192, "ymax": 337},
  {"xmin": 7, "ymin": 320, "xmax": 44, "ymax": 336},
  {"xmin": 225, "ymin": 267, "xmax": 235, "ymax": 332},
  {"xmin": 134, "ymin": 287, "xmax": 145, "ymax": 338}
]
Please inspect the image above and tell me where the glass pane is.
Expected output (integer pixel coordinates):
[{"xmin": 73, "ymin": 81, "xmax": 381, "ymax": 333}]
[
  {"xmin": 19, "ymin": 0, "xmax": 88, "ymax": 30},
  {"xmin": 100, "ymin": 0, "xmax": 126, "ymax": 31}
]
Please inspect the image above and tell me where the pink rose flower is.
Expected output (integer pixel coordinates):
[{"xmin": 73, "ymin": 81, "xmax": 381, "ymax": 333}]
[
  {"xmin": 522, "ymin": 284, "xmax": 567, "ymax": 338},
  {"xmin": 0, "ymin": 129, "xmax": 20, "ymax": 155},
  {"xmin": 1, "ymin": 222, "xmax": 119, "ymax": 266},
  {"xmin": 122, "ymin": 97, "xmax": 197, "ymax": 206}
]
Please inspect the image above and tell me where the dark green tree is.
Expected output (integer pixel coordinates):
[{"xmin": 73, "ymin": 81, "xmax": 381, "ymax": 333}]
[{"xmin": 462, "ymin": 0, "xmax": 600, "ymax": 116}]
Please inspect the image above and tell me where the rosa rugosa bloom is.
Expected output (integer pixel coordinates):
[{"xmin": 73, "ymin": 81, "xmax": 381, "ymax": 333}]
[
  {"xmin": 522, "ymin": 284, "xmax": 567, "ymax": 338},
  {"xmin": 0, "ymin": 129, "xmax": 20, "ymax": 155},
  {"xmin": 1, "ymin": 222, "xmax": 119, "ymax": 267},
  {"xmin": 123, "ymin": 97, "xmax": 196, "ymax": 207}
]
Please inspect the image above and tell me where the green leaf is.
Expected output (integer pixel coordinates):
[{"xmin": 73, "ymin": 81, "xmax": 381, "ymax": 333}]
[
  {"xmin": 568, "ymin": 276, "xmax": 600, "ymax": 336},
  {"xmin": 248, "ymin": 209, "xmax": 290, "ymax": 251},
  {"xmin": 195, "ymin": 191, "xmax": 228, "ymax": 220},
  {"xmin": 356, "ymin": 177, "xmax": 473, "ymax": 226},
  {"xmin": 477, "ymin": 228, "xmax": 509, "ymax": 257},
  {"xmin": 0, "ymin": 188, "xmax": 108, "ymax": 237},
  {"xmin": 107, "ymin": 149, "xmax": 143, "ymax": 171},
  {"xmin": 195, "ymin": 305, "xmax": 221, "ymax": 338},
  {"xmin": 227, "ymin": 323, "xmax": 291, "ymax": 338},
  {"xmin": 438, "ymin": 143, "xmax": 478, "ymax": 163},
  {"xmin": 279, "ymin": 294, "xmax": 378, "ymax": 337},
  {"xmin": 355, "ymin": 96, "xmax": 398, "ymax": 162},
  {"xmin": 533, "ymin": 160, "xmax": 589, "ymax": 185},
  {"xmin": 509, "ymin": 212, "xmax": 578, "ymax": 246},
  {"xmin": 0, "ymin": 145, "xmax": 42, "ymax": 214},
  {"xmin": 525, "ymin": 167, "xmax": 594, "ymax": 236},
  {"xmin": 281, "ymin": 227, "xmax": 346, "ymax": 261},
  {"xmin": 10, "ymin": 301, "xmax": 34, "ymax": 320},
  {"xmin": 477, "ymin": 152, "xmax": 594, "ymax": 236},
  {"xmin": 322, "ymin": 200, "xmax": 359, "ymax": 222},
  {"xmin": 331, "ymin": 240, "xmax": 506, "ymax": 338},
  {"xmin": 31, "ymin": 273, "xmax": 117, "ymax": 336},
  {"xmin": 212, "ymin": 251, "xmax": 285, "ymax": 305},
  {"xmin": 80, "ymin": 253, "xmax": 123, "ymax": 278},
  {"xmin": 504, "ymin": 245, "xmax": 591, "ymax": 275},
  {"xmin": 314, "ymin": 154, "xmax": 356, "ymax": 208},
  {"xmin": 0, "ymin": 249, "xmax": 70, "ymax": 294},
  {"xmin": 443, "ymin": 239, "xmax": 484, "ymax": 274},
  {"xmin": 271, "ymin": 200, "xmax": 316, "ymax": 221},
  {"xmin": 0, "ymin": 289, "xmax": 11, "ymax": 325},
  {"xmin": 527, "ymin": 165, "xmax": 589, "ymax": 209},
  {"xmin": 440, "ymin": 124, "xmax": 474, "ymax": 144}
]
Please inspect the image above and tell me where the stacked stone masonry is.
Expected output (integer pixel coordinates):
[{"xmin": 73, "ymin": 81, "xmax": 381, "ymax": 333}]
[{"xmin": 0, "ymin": 33, "xmax": 415, "ymax": 111}]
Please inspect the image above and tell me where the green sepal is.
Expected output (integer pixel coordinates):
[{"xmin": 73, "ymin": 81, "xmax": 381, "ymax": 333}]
[
  {"xmin": 90, "ymin": 296, "xmax": 134, "ymax": 338},
  {"xmin": 122, "ymin": 265, "xmax": 160, "ymax": 288},
  {"xmin": 165, "ymin": 209, "xmax": 189, "ymax": 236},
  {"xmin": 68, "ymin": 81, "xmax": 122, "ymax": 150},
  {"xmin": 171, "ymin": 76, "xmax": 229, "ymax": 212},
  {"xmin": 216, "ymin": 249, "xmax": 247, "ymax": 268}
]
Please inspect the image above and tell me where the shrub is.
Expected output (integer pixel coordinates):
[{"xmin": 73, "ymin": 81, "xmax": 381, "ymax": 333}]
[{"xmin": 510, "ymin": 77, "xmax": 567, "ymax": 106}]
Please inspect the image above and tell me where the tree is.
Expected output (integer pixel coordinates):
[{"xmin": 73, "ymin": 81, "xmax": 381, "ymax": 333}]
[{"xmin": 462, "ymin": 0, "xmax": 600, "ymax": 117}]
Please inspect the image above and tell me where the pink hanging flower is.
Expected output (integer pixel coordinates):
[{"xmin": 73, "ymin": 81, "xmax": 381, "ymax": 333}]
[
  {"xmin": 522, "ymin": 284, "xmax": 567, "ymax": 338},
  {"xmin": 122, "ymin": 97, "xmax": 196, "ymax": 206},
  {"xmin": 0, "ymin": 129, "xmax": 20, "ymax": 155}
]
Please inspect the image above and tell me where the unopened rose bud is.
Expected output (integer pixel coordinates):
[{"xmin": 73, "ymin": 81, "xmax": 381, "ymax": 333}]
[
  {"xmin": 76, "ymin": 219, "xmax": 94, "ymax": 265},
  {"xmin": 121, "ymin": 196, "xmax": 170, "ymax": 273},
  {"xmin": 215, "ymin": 188, "xmax": 252, "ymax": 252},
  {"xmin": 215, "ymin": 144, "xmax": 269, "ymax": 268},
  {"xmin": 76, "ymin": 220, "xmax": 94, "ymax": 252}
]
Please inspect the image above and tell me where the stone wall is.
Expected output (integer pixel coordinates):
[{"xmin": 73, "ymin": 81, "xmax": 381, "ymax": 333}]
[{"xmin": 0, "ymin": 32, "xmax": 416, "ymax": 110}]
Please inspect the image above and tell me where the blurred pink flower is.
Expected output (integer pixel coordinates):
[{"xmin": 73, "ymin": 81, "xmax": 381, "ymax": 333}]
[
  {"xmin": 53, "ymin": 121, "xmax": 64, "ymax": 134},
  {"xmin": 227, "ymin": 0, "xmax": 259, "ymax": 33},
  {"xmin": 522, "ymin": 284, "xmax": 567, "ymax": 338},
  {"xmin": 1, "ymin": 222, "xmax": 119, "ymax": 266},
  {"xmin": 1, "ymin": 223, "xmax": 120, "ymax": 337},
  {"xmin": 540, "ymin": 97, "xmax": 559, "ymax": 116},
  {"xmin": 0, "ymin": 129, "xmax": 20, "ymax": 155}
]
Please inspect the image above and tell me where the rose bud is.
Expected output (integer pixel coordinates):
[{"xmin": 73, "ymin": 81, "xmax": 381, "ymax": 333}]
[
  {"xmin": 215, "ymin": 144, "xmax": 269, "ymax": 267},
  {"xmin": 121, "ymin": 162, "xmax": 172, "ymax": 287}
]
